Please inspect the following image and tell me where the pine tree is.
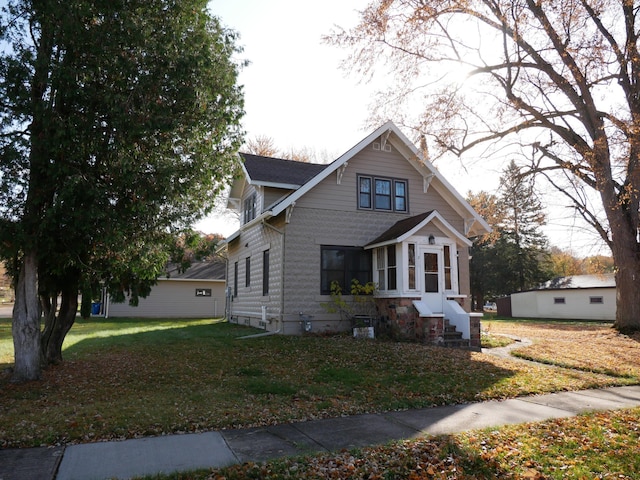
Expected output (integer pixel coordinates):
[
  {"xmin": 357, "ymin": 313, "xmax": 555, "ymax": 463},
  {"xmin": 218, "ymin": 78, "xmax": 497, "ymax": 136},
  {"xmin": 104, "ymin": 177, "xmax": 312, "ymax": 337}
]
[{"xmin": 497, "ymin": 161, "xmax": 552, "ymax": 292}]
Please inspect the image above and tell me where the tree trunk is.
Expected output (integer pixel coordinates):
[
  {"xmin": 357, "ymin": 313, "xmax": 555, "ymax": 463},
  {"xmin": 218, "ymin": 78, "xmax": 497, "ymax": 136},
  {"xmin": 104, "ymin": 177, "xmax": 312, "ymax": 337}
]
[
  {"xmin": 41, "ymin": 281, "xmax": 78, "ymax": 365},
  {"xmin": 612, "ymin": 243, "xmax": 640, "ymax": 333},
  {"xmin": 11, "ymin": 251, "xmax": 42, "ymax": 383}
]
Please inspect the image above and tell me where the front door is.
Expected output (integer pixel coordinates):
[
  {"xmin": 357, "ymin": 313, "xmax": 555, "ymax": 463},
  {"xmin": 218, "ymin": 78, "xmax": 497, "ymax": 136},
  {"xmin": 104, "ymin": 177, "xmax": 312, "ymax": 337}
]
[{"xmin": 420, "ymin": 247, "xmax": 444, "ymax": 313}]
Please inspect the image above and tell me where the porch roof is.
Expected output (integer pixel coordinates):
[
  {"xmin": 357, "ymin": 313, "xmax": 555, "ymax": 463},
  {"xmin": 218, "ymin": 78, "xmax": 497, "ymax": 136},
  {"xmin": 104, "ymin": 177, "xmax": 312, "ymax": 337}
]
[{"xmin": 364, "ymin": 210, "xmax": 472, "ymax": 249}]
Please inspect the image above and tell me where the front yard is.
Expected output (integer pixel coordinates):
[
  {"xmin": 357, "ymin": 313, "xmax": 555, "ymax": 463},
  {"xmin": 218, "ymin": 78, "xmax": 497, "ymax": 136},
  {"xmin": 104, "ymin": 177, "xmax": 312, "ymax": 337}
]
[{"xmin": 1, "ymin": 317, "xmax": 638, "ymax": 451}]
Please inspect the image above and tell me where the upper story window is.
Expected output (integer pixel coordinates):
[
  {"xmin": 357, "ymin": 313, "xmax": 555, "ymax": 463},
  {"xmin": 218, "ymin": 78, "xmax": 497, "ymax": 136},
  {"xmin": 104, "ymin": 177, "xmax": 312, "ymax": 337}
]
[
  {"xmin": 243, "ymin": 192, "xmax": 257, "ymax": 224},
  {"xmin": 358, "ymin": 175, "xmax": 408, "ymax": 212}
]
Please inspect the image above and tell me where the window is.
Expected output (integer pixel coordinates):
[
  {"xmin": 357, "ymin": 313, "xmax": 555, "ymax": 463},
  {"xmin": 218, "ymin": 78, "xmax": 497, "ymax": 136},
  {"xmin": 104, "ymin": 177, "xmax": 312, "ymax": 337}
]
[
  {"xmin": 321, "ymin": 246, "xmax": 372, "ymax": 294},
  {"xmin": 387, "ymin": 245, "xmax": 397, "ymax": 290},
  {"xmin": 554, "ymin": 297, "xmax": 566, "ymax": 304},
  {"xmin": 245, "ymin": 257, "xmax": 251, "ymax": 288},
  {"xmin": 243, "ymin": 193, "xmax": 256, "ymax": 224},
  {"xmin": 375, "ymin": 178, "xmax": 392, "ymax": 210},
  {"xmin": 357, "ymin": 175, "xmax": 408, "ymax": 212},
  {"xmin": 262, "ymin": 250, "xmax": 270, "ymax": 296},
  {"xmin": 376, "ymin": 248, "xmax": 386, "ymax": 290},
  {"xmin": 408, "ymin": 244, "xmax": 416, "ymax": 290},
  {"xmin": 233, "ymin": 261, "xmax": 238, "ymax": 297},
  {"xmin": 395, "ymin": 181, "xmax": 407, "ymax": 211},
  {"xmin": 424, "ymin": 252, "xmax": 439, "ymax": 293},
  {"xmin": 359, "ymin": 177, "xmax": 371, "ymax": 209},
  {"xmin": 590, "ymin": 296, "xmax": 603, "ymax": 304},
  {"xmin": 375, "ymin": 246, "xmax": 398, "ymax": 291},
  {"xmin": 444, "ymin": 245, "xmax": 452, "ymax": 290}
]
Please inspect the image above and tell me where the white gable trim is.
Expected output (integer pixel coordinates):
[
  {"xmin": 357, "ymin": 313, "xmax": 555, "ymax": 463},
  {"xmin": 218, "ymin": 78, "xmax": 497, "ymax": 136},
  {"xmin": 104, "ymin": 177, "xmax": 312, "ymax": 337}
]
[
  {"xmin": 365, "ymin": 211, "xmax": 472, "ymax": 250},
  {"xmin": 268, "ymin": 122, "xmax": 489, "ymax": 237},
  {"xmin": 270, "ymin": 123, "xmax": 395, "ymax": 217}
]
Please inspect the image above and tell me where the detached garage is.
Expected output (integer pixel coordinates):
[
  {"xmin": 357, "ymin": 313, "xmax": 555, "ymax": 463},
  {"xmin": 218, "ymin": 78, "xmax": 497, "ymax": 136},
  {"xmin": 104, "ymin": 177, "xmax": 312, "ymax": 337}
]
[
  {"xmin": 511, "ymin": 274, "xmax": 615, "ymax": 321},
  {"xmin": 106, "ymin": 260, "xmax": 226, "ymax": 318}
]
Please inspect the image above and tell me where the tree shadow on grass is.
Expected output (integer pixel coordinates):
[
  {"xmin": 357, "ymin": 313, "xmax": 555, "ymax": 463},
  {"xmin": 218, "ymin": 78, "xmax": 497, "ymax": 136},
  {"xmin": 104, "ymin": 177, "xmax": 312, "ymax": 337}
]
[{"xmin": 1, "ymin": 319, "xmax": 526, "ymax": 448}]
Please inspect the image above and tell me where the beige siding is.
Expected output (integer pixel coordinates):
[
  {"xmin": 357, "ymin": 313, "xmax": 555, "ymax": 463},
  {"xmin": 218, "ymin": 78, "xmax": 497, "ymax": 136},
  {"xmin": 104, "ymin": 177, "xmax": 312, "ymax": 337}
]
[
  {"xmin": 263, "ymin": 187, "xmax": 292, "ymax": 210},
  {"xmin": 226, "ymin": 216, "xmax": 285, "ymax": 331},
  {"xmin": 228, "ymin": 140, "xmax": 477, "ymax": 334},
  {"xmin": 296, "ymin": 146, "xmax": 464, "ymax": 232},
  {"xmin": 107, "ymin": 280, "xmax": 225, "ymax": 318}
]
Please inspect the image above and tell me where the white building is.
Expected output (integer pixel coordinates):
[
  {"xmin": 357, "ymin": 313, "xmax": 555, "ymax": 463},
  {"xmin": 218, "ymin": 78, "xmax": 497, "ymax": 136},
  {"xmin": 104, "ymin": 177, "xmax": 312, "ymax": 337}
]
[{"xmin": 510, "ymin": 274, "xmax": 615, "ymax": 321}]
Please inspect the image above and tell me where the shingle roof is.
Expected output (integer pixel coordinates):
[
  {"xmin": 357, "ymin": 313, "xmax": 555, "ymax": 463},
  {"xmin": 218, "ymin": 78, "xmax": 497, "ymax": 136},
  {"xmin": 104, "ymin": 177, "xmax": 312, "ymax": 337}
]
[
  {"xmin": 537, "ymin": 274, "xmax": 615, "ymax": 290},
  {"xmin": 240, "ymin": 153, "xmax": 327, "ymax": 187},
  {"xmin": 366, "ymin": 212, "xmax": 434, "ymax": 246},
  {"xmin": 163, "ymin": 260, "xmax": 226, "ymax": 281}
]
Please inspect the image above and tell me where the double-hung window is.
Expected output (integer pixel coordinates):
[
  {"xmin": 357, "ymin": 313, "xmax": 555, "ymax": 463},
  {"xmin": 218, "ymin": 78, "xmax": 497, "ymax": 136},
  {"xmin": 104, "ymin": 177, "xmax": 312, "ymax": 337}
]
[
  {"xmin": 375, "ymin": 245, "xmax": 398, "ymax": 291},
  {"xmin": 408, "ymin": 244, "xmax": 416, "ymax": 290},
  {"xmin": 243, "ymin": 193, "xmax": 257, "ymax": 224},
  {"xmin": 358, "ymin": 175, "xmax": 408, "ymax": 212}
]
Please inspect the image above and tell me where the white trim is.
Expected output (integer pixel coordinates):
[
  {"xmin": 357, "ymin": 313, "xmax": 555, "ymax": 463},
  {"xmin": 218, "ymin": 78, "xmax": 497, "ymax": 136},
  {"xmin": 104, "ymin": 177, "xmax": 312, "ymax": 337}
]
[
  {"xmin": 364, "ymin": 211, "xmax": 473, "ymax": 249},
  {"xmin": 227, "ymin": 121, "xmax": 491, "ymax": 239}
]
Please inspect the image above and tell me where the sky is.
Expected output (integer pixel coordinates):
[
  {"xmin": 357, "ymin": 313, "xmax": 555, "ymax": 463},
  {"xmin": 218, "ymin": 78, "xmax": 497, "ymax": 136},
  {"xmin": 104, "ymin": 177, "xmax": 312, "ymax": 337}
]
[{"xmin": 196, "ymin": 0, "xmax": 608, "ymax": 258}]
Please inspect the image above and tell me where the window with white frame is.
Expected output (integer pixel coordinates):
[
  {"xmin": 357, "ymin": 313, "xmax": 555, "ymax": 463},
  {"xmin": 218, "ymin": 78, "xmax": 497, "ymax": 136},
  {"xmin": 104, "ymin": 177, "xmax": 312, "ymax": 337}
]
[
  {"xmin": 387, "ymin": 245, "xmax": 397, "ymax": 290},
  {"xmin": 590, "ymin": 296, "xmax": 603, "ymax": 304},
  {"xmin": 444, "ymin": 245, "xmax": 452, "ymax": 290},
  {"xmin": 408, "ymin": 243, "xmax": 416, "ymax": 290},
  {"xmin": 375, "ymin": 245, "xmax": 398, "ymax": 291},
  {"xmin": 376, "ymin": 248, "xmax": 386, "ymax": 290},
  {"xmin": 243, "ymin": 192, "xmax": 257, "ymax": 224}
]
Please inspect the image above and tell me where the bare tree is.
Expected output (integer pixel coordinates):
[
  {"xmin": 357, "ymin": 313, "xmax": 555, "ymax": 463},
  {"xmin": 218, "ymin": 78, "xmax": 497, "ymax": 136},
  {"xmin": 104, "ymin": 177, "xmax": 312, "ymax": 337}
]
[
  {"xmin": 328, "ymin": 0, "xmax": 640, "ymax": 332},
  {"xmin": 244, "ymin": 135, "xmax": 334, "ymax": 164},
  {"xmin": 244, "ymin": 135, "xmax": 279, "ymax": 157}
]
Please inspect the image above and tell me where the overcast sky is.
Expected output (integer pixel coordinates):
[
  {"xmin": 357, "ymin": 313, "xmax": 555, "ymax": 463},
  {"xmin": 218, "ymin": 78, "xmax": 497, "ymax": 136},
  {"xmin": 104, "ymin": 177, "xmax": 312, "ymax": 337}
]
[{"xmin": 197, "ymin": 0, "xmax": 607, "ymax": 257}]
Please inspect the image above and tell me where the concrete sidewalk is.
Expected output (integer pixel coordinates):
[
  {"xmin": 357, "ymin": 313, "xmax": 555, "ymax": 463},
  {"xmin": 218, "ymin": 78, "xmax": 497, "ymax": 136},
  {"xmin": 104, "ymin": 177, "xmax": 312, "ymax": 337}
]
[{"xmin": 2, "ymin": 385, "xmax": 640, "ymax": 480}]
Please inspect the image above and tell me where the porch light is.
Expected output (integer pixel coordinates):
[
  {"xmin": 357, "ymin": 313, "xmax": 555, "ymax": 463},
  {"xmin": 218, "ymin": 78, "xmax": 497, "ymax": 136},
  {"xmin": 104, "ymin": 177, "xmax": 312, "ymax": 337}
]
[{"xmin": 428, "ymin": 234, "xmax": 435, "ymax": 245}]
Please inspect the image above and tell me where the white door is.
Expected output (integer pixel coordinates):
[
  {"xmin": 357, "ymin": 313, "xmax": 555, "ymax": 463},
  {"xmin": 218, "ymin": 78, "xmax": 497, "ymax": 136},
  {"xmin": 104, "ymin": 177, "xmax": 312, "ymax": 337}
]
[{"xmin": 420, "ymin": 247, "xmax": 444, "ymax": 313}]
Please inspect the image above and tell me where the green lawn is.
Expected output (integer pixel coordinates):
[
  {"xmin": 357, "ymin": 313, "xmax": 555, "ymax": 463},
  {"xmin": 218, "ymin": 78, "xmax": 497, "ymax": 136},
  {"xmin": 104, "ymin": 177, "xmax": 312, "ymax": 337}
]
[{"xmin": 1, "ymin": 317, "xmax": 637, "ymax": 450}]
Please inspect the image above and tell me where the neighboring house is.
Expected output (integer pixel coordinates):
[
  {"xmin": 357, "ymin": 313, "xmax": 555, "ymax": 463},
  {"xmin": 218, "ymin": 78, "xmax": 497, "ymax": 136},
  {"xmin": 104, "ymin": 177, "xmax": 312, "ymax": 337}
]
[
  {"xmin": 106, "ymin": 260, "xmax": 226, "ymax": 318},
  {"xmin": 220, "ymin": 122, "xmax": 491, "ymax": 347},
  {"xmin": 510, "ymin": 274, "xmax": 616, "ymax": 321}
]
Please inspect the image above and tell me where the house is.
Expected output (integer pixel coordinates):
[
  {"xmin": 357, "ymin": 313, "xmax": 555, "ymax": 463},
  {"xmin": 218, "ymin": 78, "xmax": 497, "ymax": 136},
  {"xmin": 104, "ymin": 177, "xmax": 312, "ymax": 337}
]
[
  {"xmin": 220, "ymin": 122, "xmax": 491, "ymax": 347},
  {"xmin": 510, "ymin": 274, "xmax": 616, "ymax": 321},
  {"xmin": 106, "ymin": 260, "xmax": 226, "ymax": 318}
]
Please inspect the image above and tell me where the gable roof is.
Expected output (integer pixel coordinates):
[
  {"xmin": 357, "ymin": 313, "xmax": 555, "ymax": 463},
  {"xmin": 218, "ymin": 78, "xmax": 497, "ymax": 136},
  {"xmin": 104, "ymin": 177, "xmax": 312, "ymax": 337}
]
[
  {"xmin": 226, "ymin": 121, "xmax": 491, "ymax": 241},
  {"xmin": 535, "ymin": 274, "xmax": 615, "ymax": 291},
  {"xmin": 365, "ymin": 210, "xmax": 473, "ymax": 249},
  {"xmin": 163, "ymin": 260, "xmax": 226, "ymax": 281},
  {"xmin": 240, "ymin": 153, "xmax": 326, "ymax": 189}
]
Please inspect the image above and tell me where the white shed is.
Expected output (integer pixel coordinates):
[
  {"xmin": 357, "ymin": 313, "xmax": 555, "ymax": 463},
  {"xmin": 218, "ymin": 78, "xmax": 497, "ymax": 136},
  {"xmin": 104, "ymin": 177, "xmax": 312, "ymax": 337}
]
[
  {"xmin": 510, "ymin": 274, "xmax": 615, "ymax": 321},
  {"xmin": 106, "ymin": 260, "xmax": 226, "ymax": 318}
]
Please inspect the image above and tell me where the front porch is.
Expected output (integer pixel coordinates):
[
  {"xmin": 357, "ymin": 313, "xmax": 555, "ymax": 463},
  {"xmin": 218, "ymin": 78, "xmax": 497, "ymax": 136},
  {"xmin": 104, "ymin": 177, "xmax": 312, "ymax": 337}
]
[{"xmin": 376, "ymin": 297, "xmax": 481, "ymax": 349}]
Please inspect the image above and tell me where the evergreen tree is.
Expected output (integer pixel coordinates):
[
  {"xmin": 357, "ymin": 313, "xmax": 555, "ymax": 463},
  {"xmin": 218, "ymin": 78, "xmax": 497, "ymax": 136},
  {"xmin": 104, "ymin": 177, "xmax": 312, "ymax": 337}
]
[
  {"xmin": 497, "ymin": 161, "xmax": 553, "ymax": 292},
  {"xmin": 468, "ymin": 161, "xmax": 553, "ymax": 306},
  {"xmin": 0, "ymin": 0, "xmax": 244, "ymax": 381}
]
